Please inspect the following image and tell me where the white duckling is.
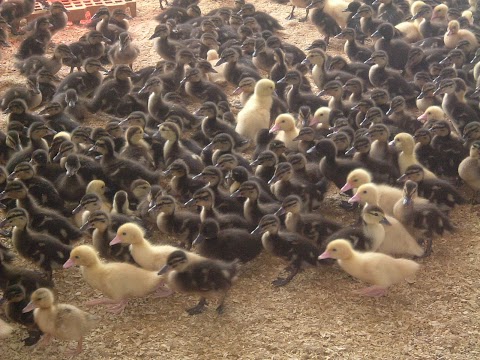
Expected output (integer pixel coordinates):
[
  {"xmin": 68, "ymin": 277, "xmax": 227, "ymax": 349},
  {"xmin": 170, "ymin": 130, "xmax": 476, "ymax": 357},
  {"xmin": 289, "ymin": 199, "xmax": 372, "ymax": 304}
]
[
  {"xmin": 110, "ymin": 223, "xmax": 202, "ymax": 271},
  {"xmin": 390, "ymin": 133, "xmax": 437, "ymax": 179},
  {"xmin": 63, "ymin": 245, "xmax": 171, "ymax": 314},
  {"xmin": 206, "ymin": 50, "xmax": 227, "ymax": 85},
  {"xmin": 444, "ymin": 20, "xmax": 478, "ymax": 49},
  {"xmin": 22, "ymin": 288, "xmax": 97, "ymax": 357},
  {"xmin": 310, "ymin": 107, "xmax": 331, "ymax": 134},
  {"xmin": 269, "ymin": 114, "xmax": 300, "ymax": 151},
  {"xmin": 319, "ymin": 239, "xmax": 420, "ymax": 297},
  {"xmin": 458, "ymin": 141, "xmax": 480, "ymax": 202},
  {"xmin": 236, "ymin": 79, "xmax": 276, "ymax": 144}
]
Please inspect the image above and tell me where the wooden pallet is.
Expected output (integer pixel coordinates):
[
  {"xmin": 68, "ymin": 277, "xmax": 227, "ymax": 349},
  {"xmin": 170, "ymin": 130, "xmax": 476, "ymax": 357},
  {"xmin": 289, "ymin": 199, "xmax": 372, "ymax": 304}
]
[{"xmin": 27, "ymin": 0, "xmax": 137, "ymax": 24}]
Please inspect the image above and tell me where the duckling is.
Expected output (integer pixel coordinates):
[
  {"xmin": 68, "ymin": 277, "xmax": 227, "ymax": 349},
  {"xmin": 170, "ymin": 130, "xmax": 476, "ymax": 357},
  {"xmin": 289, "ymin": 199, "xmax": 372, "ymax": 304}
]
[
  {"xmin": 253, "ymin": 214, "xmax": 320, "ymax": 286},
  {"xmin": 158, "ymin": 249, "xmax": 238, "ymax": 315},
  {"xmin": 111, "ymin": 190, "xmax": 134, "ymax": 217},
  {"xmin": 463, "ymin": 122, "xmax": 480, "ymax": 148},
  {"xmin": 413, "ymin": 128, "xmax": 441, "ymax": 174},
  {"xmin": 306, "ymin": 0, "xmax": 342, "ymax": 44},
  {"xmin": 63, "ymin": 31, "xmax": 108, "ymax": 73},
  {"xmin": 14, "ymin": 17, "xmax": 51, "ymax": 60},
  {"xmin": 181, "ymin": 68, "xmax": 228, "ymax": 104},
  {"xmin": 399, "ymin": 164, "xmax": 465, "ymax": 210},
  {"xmin": 335, "ymin": 28, "xmax": 372, "ymax": 63},
  {"xmin": 0, "ymin": 0, "xmax": 38, "ymax": 34},
  {"xmin": 40, "ymin": 101, "xmax": 79, "ymax": 133},
  {"xmin": 238, "ymin": 3, "xmax": 284, "ymax": 32},
  {"xmin": 251, "ymin": 37, "xmax": 275, "ymax": 72},
  {"xmin": 372, "ymin": 23, "xmax": 410, "ymax": 71},
  {"xmin": 0, "ymin": 208, "xmax": 72, "ymax": 280},
  {"xmin": 120, "ymin": 126, "xmax": 154, "ymax": 169},
  {"xmin": 15, "ymin": 44, "xmax": 74, "ymax": 77},
  {"xmin": 157, "ymin": 122, "xmax": 204, "ymax": 174},
  {"xmin": 4, "ymin": 99, "xmax": 44, "ymax": 128},
  {"xmin": 416, "ymin": 82, "xmax": 442, "ymax": 112},
  {"xmin": 43, "ymin": 1, "xmax": 69, "ymax": 35},
  {"xmin": 88, "ymin": 65, "xmax": 134, "ymax": 114},
  {"xmin": 251, "ymin": 150, "xmax": 278, "ymax": 184},
  {"xmin": 22, "ymin": 287, "xmax": 97, "ymax": 356},
  {"xmin": 366, "ymin": 51, "xmax": 417, "ymax": 99},
  {"xmin": 458, "ymin": 141, "xmax": 480, "ymax": 203},
  {"xmin": 390, "ymin": 132, "xmax": 437, "ymax": 179},
  {"xmin": 8, "ymin": 162, "xmax": 64, "ymax": 212},
  {"xmin": 387, "ymin": 96, "xmax": 422, "ymax": 135},
  {"xmin": 319, "ymin": 239, "xmax": 420, "ymax": 297},
  {"xmin": 215, "ymin": 48, "xmax": 261, "ymax": 86},
  {"xmin": 205, "ymin": 133, "xmax": 251, "ymax": 170},
  {"xmin": 61, "ymin": 89, "xmax": 89, "ymax": 123},
  {"xmin": 445, "ymin": 20, "xmax": 478, "ymax": 48},
  {"xmin": 367, "ymin": 124, "xmax": 399, "ymax": 165},
  {"xmin": 277, "ymin": 195, "xmax": 341, "ymax": 245},
  {"xmin": 108, "ymin": 32, "xmax": 140, "ymax": 69},
  {"xmin": 352, "ymin": 4, "xmax": 383, "ymax": 37},
  {"xmin": 91, "ymin": 137, "xmax": 162, "ymax": 190},
  {"xmin": 193, "ymin": 218, "xmax": 262, "ymax": 263},
  {"xmin": 236, "ymin": 79, "xmax": 276, "ymax": 144},
  {"xmin": 393, "ymin": 180, "xmax": 455, "ymax": 255},
  {"xmin": 163, "ymin": 160, "xmax": 205, "ymax": 202},
  {"xmin": 268, "ymin": 114, "xmax": 300, "ymax": 152},
  {"xmin": 1, "ymin": 76, "xmax": 42, "ymax": 111},
  {"xmin": 63, "ymin": 245, "xmax": 171, "ymax": 314},
  {"xmin": 412, "ymin": 4, "xmax": 446, "ymax": 38},
  {"xmin": 268, "ymin": 162, "xmax": 307, "ymax": 200},
  {"xmin": 56, "ymin": 58, "xmax": 106, "ymax": 97},
  {"xmin": 30, "ymin": 149, "xmax": 64, "ymax": 183},
  {"xmin": 430, "ymin": 120, "xmax": 467, "ymax": 177},
  {"xmin": 3, "ymin": 284, "xmax": 42, "ymax": 346},
  {"xmin": 92, "ymin": 7, "xmax": 123, "ymax": 43}
]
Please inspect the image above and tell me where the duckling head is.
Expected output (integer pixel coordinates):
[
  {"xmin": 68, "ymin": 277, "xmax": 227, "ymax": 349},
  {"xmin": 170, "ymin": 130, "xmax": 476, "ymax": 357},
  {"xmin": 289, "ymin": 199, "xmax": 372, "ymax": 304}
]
[
  {"xmin": 230, "ymin": 166, "xmax": 249, "ymax": 183},
  {"xmin": 81, "ymin": 210, "xmax": 109, "ymax": 232},
  {"xmin": 215, "ymin": 154, "xmax": 238, "ymax": 171},
  {"xmin": 366, "ymin": 124, "xmax": 389, "ymax": 142},
  {"xmin": 231, "ymin": 180, "xmax": 259, "ymax": 199},
  {"xmin": 65, "ymin": 154, "xmax": 81, "ymax": 177},
  {"xmin": 86, "ymin": 180, "xmax": 107, "ymax": 196},
  {"xmin": 250, "ymin": 150, "xmax": 277, "ymax": 167},
  {"xmin": 4, "ymin": 99, "xmax": 27, "ymax": 114},
  {"xmin": 0, "ymin": 208, "xmax": 28, "ymax": 229},
  {"xmin": 158, "ymin": 250, "xmax": 189, "ymax": 275},
  {"xmin": 348, "ymin": 183, "xmax": 378, "ymax": 204},
  {"xmin": 390, "ymin": 133, "xmax": 415, "ymax": 152},
  {"xmin": 91, "ymin": 137, "xmax": 115, "ymax": 157},
  {"xmin": 446, "ymin": 20, "xmax": 460, "ymax": 36},
  {"xmin": 186, "ymin": 187, "xmax": 214, "ymax": 208},
  {"xmin": 22, "ymin": 288, "xmax": 55, "ymax": 313},
  {"xmin": 252, "ymin": 214, "xmax": 280, "ymax": 235},
  {"xmin": 413, "ymin": 129, "xmax": 432, "ymax": 146},
  {"xmin": 277, "ymin": 195, "xmax": 302, "ymax": 216},
  {"xmin": 470, "ymin": 140, "xmax": 480, "ymax": 158},
  {"xmin": 9, "ymin": 162, "xmax": 34, "ymax": 181},
  {"xmin": 302, "ymin": 48, "xmax": 326, "ymax": 66},
  {"xmin": 157, "ymin": 122, "xmax": 180, "ymax": 142},
  {"xmin": 293, "ymin": 127, "xmax": 315, "ymax": 142},
  {"xmin": 254, "ymin": 79, "xmax": 275, "ymax": 97},
  {"xmin": 0, "ymin": 180, "xmax": 27, "ymax": 201},
  {"xmin": 463, "ymin": 122, "xmax": 480, "ymax": 141},
  {"xmin": 64, "ymin": 245, "xmax": 99, "ymax": 268},
  {"xmin": 417, "ymin": 106, "xmax": 445, "ymax": 123},
  {"xmin": 164, "ymin": 159, "xmax": 189, "ymax": 177},
  {"xmin": 310, "ymin": 107, "xmax": 331, "ymax": 128},
  {"xmin": 125, "ymin": 126, "xmax": 145, "ymax": 145},
  {"xmin": 429, "ymin": 120, "xmax": 451, "ymax": 137},
  {"xmin": 193, "ymin": 218, "xmax": 220, "ymax": 245},
  {"xmin": 4, "ymin": 284, "xmax": 27, "ymax": 303},
  {"xmin": 387, "ymin": 96, "xmax": 406, "ymax": 116},
  {"xmin": 361, "ymin": 204, "xmax": 390, "ymax": 225},
  {"xmin": 270, "ymin": 114, "xmax": 296, "ymax": 134},
  {"xmin": 131, "ymin": 179, "xmax": 151, "ymax": 200},
  {"xmin": 398, "ymin": 164, "xmax": 424, "ymax": 183},
  {"xmin": 402, "ymin": 180, "xmax": 418, "ymax": 205},
  {"xmin": 342, "ymin": 168, "xmax": 373, "ymax": 192},
  {"xmin": 307, "ymin": 139, "xmax": 337, "ymax": 159},
  {"xmin": 192, "ymin": 166, "xmax": 222, "ymax": 186},
  {"xmin": 149, "ymin": 194, "xmax": 175, "ymax": 214},
  {"xmin": 432, "ymin": 3, "xmax": 448, "ymax": 20},
  {"xmin": 233, "ymin": 77, "xmax": 256, "ymax": 95},
  {"xmin": 318, "ymin": 239, "xmax": 354, "ymax": 260},
  {"xmin": 111, "ymin": 223, "xmax": 145, "ymax": 246},
  {"xmin": 209, "ymin": 133, "xmax": 234, "ymax": 152},
  {"xmin": 269, "ymin": 162, "xmax": 293, "ymax": 184}
]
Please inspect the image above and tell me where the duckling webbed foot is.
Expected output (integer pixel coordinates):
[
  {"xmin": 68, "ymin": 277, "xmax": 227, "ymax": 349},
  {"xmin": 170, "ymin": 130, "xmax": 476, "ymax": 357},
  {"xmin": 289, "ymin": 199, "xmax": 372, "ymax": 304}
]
[
  {"xmin": 272, "ymin": 265, "xmax": 299, "ymax": 286},
  {"xmin": 65, "ymin": 338, "xmax": 83, "ymax": 358},
  {"xmin": 354, "ymin": 285, "xmax": 387, "ymax": 297},
  {"xmin": 186, "ymin": 297, "xmax": 207, "ymax": 315}
]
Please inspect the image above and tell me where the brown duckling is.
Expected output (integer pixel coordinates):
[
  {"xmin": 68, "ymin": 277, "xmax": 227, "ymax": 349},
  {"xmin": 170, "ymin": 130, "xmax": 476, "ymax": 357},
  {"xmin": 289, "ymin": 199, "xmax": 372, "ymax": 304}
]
[
  {"xmin": 55, "ymin": 154, "xmax": 87, "ymax": 203},
  {"xmin": 251, "ymin": 150, "xmax": 278, "ymax": 184},
  {"xmin": 40, "ymin": 101, "xmax": 79, "ymax": 133},
  {"xmin": 462, "ymin": 122, "xmax": 480, "ymax": 149},
  {"xmin": 417, "ymin": 82, "xmax": 442, "ymax": 112},
  {"xmin": 252, "ymin": 37, "xmax": 275, "ymax": 72},
  {"xmin": 215, "ymin": 47, "xmax": 261, "ymax": 86},
  {"xmin": 4, "ymin": 98, "xmax": 44, "ymax": 128},
  {"xmin": 92, "ymin": 7, "xmax": 123, "ymax": 43},
  {"xmin": 205, "ymin": 133, "xmax": 251, "ymax": 171},
  {"xmin": 63, "ymin": 30, "xmax": 108, "ymax": 73},
  {"xmin": 387, "ymin": 96, "xmax": 422, "ymax": 135},
  {"xmin": 253, "ymin": 214, "xmax": 320, "ymax": 286},
  {"xmin": 0, "ymin": 208, "xmax": 72, "ymax": 280},
  {"xmin": 108, "ymin": 32, "xmax": 140, "ymax": 69},
  {"xmin": 181, "ymin": 68, "xmax": 228, "ymax": 104},
  {"xmin": 268, "ymin": 162, "xmax": 309, "ymax": 203},
  {"xmin": 56, "ymin": 58, "xmax": 106, "ymax": 97},
  {"xmin": 0, "ymin": 0, "xmax": 41, "ymax": 34},
  {"xmin": 0, "ymin": 76, "xmax": 42, "ymax": 111},
  {"xmin": 14, "ymin": 17, "xmax": 51, "ymax": 60},
  {"xmin": 371, "ymin": 23, "xmax": 411, "ymax": 71},
  {"xmin": 150, "ymin": 24, "xmax": 184, "ymax": 62},
  {"xmin": 306, "ymin": 0, "xmax": 342, "ymax": 44},
  {"xmin": 120, "ymin": 126, "xmax": 154, "ymax": 170},
  {"xmin": 164, "ymin": 159, "xmax": 206, "ymax": 202},
  {"xmin": 335, "ymin": 27, "xmax": 372, "ymax": 63},
  {"xmin": 238, "ymin": 3, "xmax": 284, "ymax": 32},
  {"xmin": 15, "ymin": 43, "xmax": 74, "ymax": 77},
  {"xmin": 413, "ymin": 128, "xmax": 441, "ymax": 174}
]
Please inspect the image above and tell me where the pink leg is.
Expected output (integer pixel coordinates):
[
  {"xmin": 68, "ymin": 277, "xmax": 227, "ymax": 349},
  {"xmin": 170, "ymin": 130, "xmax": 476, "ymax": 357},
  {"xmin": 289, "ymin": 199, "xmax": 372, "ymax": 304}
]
[
  {"xmin": 65, "ymin": 338, "xmax": 83, "ymax": 358},
  {"xmin": 35, "ymin": 333, "xmax": 53, "ymax": 349},
  {"xmin": 354, "ymin": 286, "xmax": 387, "ymax": 297},
  {"xmin": 152, "ymin": 284, "xmax": 174, "ymax": 298},
  {"xmin": 85, "ymin": 297, "xmax": 119, "ymax": 306},
  {"xmin": 106, "ymin": 299, "xmax": 128, "ymax": 314}
]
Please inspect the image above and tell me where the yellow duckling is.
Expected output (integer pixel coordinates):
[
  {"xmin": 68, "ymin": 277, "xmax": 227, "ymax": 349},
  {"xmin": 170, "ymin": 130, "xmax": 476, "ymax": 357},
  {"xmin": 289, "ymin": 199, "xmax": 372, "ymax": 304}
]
[
  {"xmin": 444, "ymin": 20, "xmax": 479, "ymax": 49},
  {"xmin": 0, "ymin": 319, "xmax": 13, "ymax": 338},
  {"xmin": 63, "ymin": 245, "xmax": 171, "ymax": 314},
  {"xmin": 319, "ymin": 239, "xmax": 420, "ymax": 297},
  {"xmin": 395, "ymin": 1, "xmax": 425, "ymax": 43},
  {"xmin": 417, "ymin": 105, "xmax": 445, "ymax": 127},
  {"xmin": 269, "ymin": 114, "xmax": 300, "ymax": 151},
  {"xmin": 22, "ymin": 288, "xmax": 97, "ymax": 357},
  {"xmin": 390, "ymin": 133, "xmax": 436, "ymax": 179},
  {"xmin": 206, "ymin": 50, "xmax": 227, "ymax": 85},
  {"xmin": 110, "ymin": 223, "xmax": 202, "ymax": 271},
  {"xmin": 236, "ymin": 79, "xmax": 276, "ymax": 144}
]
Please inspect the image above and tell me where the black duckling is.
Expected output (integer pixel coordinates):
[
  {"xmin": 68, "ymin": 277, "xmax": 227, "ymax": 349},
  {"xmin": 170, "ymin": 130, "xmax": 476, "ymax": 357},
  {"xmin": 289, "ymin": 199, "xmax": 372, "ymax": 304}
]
[
  {"xmin": 55, "ymin": 154, "xmax": 87, "ymax": 203},
  {"xmin": 399, "ymin": 164, "xmax": 465, "ymax": 210},
  {"xmin": 0, "ymin": 76, "xmax": 42, "ymax": 111},
  {"xmin": 91, "ymin": 137, "xmax": 162, "ymax": 190},
  {"xmin": 306, "ymin": 0, "xmax": 341, "ymax": 44},
  {"xmin": 238, "ymin": 3, "xmax": 284, "ymax": 32},
  {"xmin": 108, "ymin": 32, "xmax": 140, "ymax": 69},
  {"xmin": 181, "ymin": 68, "xmax": 228, "ymax": 104},
  {"xmin": 120, "ymin": 126, "xmax": 154, "ymax": 170},
  {"xmin": 327, "ymin": 56, "xmax": 370, "ymax": 84},
  {"xmin": 268, "ymin": 162, "xmax": 309, "ymax": 202},
  {"xmin": 157, "ymin": 121, "xmax": 204, "ymax": 174},
  {"xmin": 39, "ymin": 101, "xmax": 79, "ymax": 133},
  {"xmin": 251, "ymin": 150, "xmax": 278, "ymax": 184},
  {"xmin": 215, "ymin": 47, "xmax": 261, "ymax": 86},
  {"xmin": 253, "ymin": 214, "xmax": 320, "ymax": 286},
  {"xmin": 149, "ymin": 194, "xmax": 200, "ymax": 249},
  {"xmin": 15, "ymin": 44, "xmax": 74, "ymax": 77},
  {"xmin": 393, "ymin": 180, "xmax": 455, "ymax": 256},
  {"xmin": 63, "ymin": 30, "xmax": 108, "ymax": 72},
  {"xmin": 365, "ymin": 51, "xmax": 417, "ymax": 100},
  {"xmin": 4, "ymin": 99, "xmax": 44, "ymax": 129},
  {"xmin": 334, "ymin": 27, "xmax": 372, "ymax": 62},
  {"xmin": 186, "ymin": 187, "xmax": 249, "ymax": 229},
  {"xmin": 278, "ymin": 70, "xmax": 327, "ymax": 114},
  {"xmin": 193, "ymin": 218, "xmax": 262, "ymax": 263},
  {"xmin": 0, "ymin": 208, "xmax": 72, "ymax": 280},
  {"xmin": 8, "ymin": 162, "xmax": 64, "ymax": 212},
  {"xmin": 14, "ymin": 17, "xmax": 51, "ymax": 60},
  {"xmin": 2, "ymin": 284, "xmax": 42, "ymax": 346},
  {"xmin": 277, "ymin": 195, "xmax": 341, "ymax": 245},
  {"xmin": 56, "ymin": 58, "xmax": 106, "ymax": 97},
  {"xmin": 88, "ymin": 65, "xmax": 134, "ymax": 114},
  {"xmin": 352, "ymin": 4, "xmax": 384, "ymax": 37},
  {"xmin": 413, "ymin": 128, "xmax": 441, "ymax": 174},
  {"xmin": 81, "ymin": 210, "xmax": 134, "ymax": 263},
  {"xmin": 412, "ymin": 4, "xmax": 446, "ymax": 38},
  {"xmin": 430, "ymin": 120, "xmax": 467, "ymax": 177},
  {"xmin": 228, "ymin": 164, "xmax": 275, "ymax": 198},
  {"xmin": 318, "ymin": 80, "xmax": 352, "ymax": 116},
  {"xmin": 6, "ymin": 122, "xmax": 54, "ymax": 173},
  {"xmin": 288, "ymin": 152, "xmax": 323, "ymax": 185},
  {"xmin": 164, "ymin": 159, "xmax": 206, "ymax": 202},
  {"xmin": 231, "ymin": 180, "xmax": 280, "ymax": 228},
  {"xmin": 0, "ymin": 180, "xmax": 82, "ymax": 244},
  {"xmin": 268, "ymin": 139, "xmax": 289, "ymax": 163},
  {"xmin": 159, "ymin": 250, "xmax": 239, "ymax": 315},
  {"xmin": 59, "ymin": 89, "xmax": 89, "ymax": 123},
  {"xmin": 265, "ymin": 35, "xmax": 306, "ymax": 66}
]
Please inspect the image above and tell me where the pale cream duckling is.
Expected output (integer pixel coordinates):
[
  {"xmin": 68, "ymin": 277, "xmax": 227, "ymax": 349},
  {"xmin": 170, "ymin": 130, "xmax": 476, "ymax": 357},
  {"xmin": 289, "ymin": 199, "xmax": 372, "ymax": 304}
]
[
  {"xmin": 444, "ymin": 20, "xmax": 479, "ymax": 49},
  {"xmin": 417, "ymin": 105, "xmax": 445, "ymax": 128},
  {"xmin": 319, "ymin": 239, "xmax": 420, "ymax": 297},
  {"xmin": 63, "ymin": 245, "xmax": 171, "ymax": 314},
  {"xmin": 110, "ymin": 223, "xmax": 202, "ymax": 271},
  {"xmin": 269, "ymin": 114, "xmax": 300, "ymax": 151},
  {"xmin": 206, "ymin": 50, "xmax": 227, "ymax": 85},
  {"xmin": 395, "ymin": 1, "xmax": 425, "ymax": 43},
  {"xmin": 390, "ymin": 133, "xmax": 437, "ymax": 179},
  {"xmin": 22, "ymin": 288, "xmax": 97, "ymax": 357},
  {"xmin": 86, "ymin": 179, "xmax": 111, "ymax": 210},
  {"xmin": 458, "ymin": 141, "xmax": 480, "ymax": 203},
  {"xmin": 236, "ymin": 79, "xmax": 276, "ymax": 144}
]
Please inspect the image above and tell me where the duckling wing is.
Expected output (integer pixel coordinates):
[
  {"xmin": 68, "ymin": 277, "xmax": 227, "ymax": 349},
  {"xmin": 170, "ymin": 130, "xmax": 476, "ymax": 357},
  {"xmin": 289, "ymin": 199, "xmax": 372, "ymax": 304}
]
[{"xmin": 54, "ymin": 304, "xmax": 96, "ymax": 340}]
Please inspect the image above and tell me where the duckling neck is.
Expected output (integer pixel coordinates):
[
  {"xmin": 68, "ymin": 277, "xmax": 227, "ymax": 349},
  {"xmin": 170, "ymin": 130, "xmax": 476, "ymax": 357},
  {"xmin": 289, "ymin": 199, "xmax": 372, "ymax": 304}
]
[{"xmin": 285, "ymin": 211, "xmax": 299, "ymax": 232}]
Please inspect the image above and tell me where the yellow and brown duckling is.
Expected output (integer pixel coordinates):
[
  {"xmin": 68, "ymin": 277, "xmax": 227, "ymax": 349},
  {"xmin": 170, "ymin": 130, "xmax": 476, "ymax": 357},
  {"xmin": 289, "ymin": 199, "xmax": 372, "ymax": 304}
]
[
  {"xmin": 91, "ymin": 7, "xmax": 123, "ymax": 43},
  {"xmin": 56, "ymin": 58, "xmax": 106, "ymax": 97},
  {"xmin": 150, "ymin": 24, "xmax": 184, "ymax": 62},
  {"xmin": 40, "ymin": 101, "xmax": 79, "ymax": 133},
  {"xmin": 0, "ymin": 0, "xmax": 44, "ymax": 34},
  {"xmin": 215, "ymin": 47, "xmax": 261, "ymax": 86},
  {"xmin": 335, "ymin": 27, "xmax": 372, "ymax": 62}
]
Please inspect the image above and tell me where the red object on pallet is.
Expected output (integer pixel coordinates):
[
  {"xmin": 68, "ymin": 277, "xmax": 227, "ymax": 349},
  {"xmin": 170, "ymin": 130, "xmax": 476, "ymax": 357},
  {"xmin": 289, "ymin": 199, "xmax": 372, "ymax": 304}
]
[{"xmin": 28, "ymin": 0, "xmax": 136, "ymax": 24}]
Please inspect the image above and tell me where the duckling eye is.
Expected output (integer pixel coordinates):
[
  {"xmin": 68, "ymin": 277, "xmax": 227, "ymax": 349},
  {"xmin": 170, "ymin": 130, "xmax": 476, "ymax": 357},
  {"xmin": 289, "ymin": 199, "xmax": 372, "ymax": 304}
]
[
  {"xmin": 75, "ymin": 256, "xmax": 79, "ymax": 259},
  {"xmin": 332, "ymin": 248, "xmax": 337, "ymax": 252},
  {"xmin": 122, "ymin": 232, "xmax": 127, "ymax": 236},
  {"xmin": 363, "ymin": 190, "xmax": 367, "ymax": 194}
]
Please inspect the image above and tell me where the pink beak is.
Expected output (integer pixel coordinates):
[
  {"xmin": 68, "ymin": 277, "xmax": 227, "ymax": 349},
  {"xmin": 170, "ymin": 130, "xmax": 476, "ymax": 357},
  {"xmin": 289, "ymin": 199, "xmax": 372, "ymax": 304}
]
[
  {"xmin": 340, "ymin": 182, "xmax": 353, "ymax": 193},
  {"xmin": 318, "ymin": 251, "xmax": 332, "ymax": 260},
  {"xmin": 63, "ymin": 258, "xmax": 75, "ymax": 269},
  {"xmin": 269, "ymin": 124, "xmax": 280, "ymax": 133},
  {"xmin": 110, "ymin": 236, "xmax": 122, "ymax": 246},
  {"xmin": 348, "ymin": 193, "xmax": 361, "ymax": 203},
  {"xmin": 22, "ymin": 301, "xmax": 36, "ymax": 313},
  {"xmin": 417, "ymin": 113, "xmax": 427, "ymax": 122}
]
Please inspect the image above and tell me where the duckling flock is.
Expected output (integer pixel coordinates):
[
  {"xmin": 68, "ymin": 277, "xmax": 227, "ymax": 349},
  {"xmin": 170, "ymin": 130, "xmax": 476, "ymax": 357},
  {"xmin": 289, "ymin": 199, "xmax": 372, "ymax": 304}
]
[{"xmin": 0, "ymin": 0, "xmax": 479, "ymax": 356}]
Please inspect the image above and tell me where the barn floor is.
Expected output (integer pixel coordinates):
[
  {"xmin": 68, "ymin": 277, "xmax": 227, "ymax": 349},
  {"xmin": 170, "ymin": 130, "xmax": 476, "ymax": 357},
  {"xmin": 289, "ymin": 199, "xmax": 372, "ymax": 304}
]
[{"xmin": 1, "ymin": 0, "xmax": 480, "ymax": 359}]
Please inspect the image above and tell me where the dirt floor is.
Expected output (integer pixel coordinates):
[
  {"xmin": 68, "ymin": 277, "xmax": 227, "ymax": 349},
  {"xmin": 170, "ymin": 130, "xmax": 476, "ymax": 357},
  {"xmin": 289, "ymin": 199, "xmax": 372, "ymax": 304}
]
[{"xmin": 1, "ymin": 0, "xmax": 480, "ymax": 359}]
